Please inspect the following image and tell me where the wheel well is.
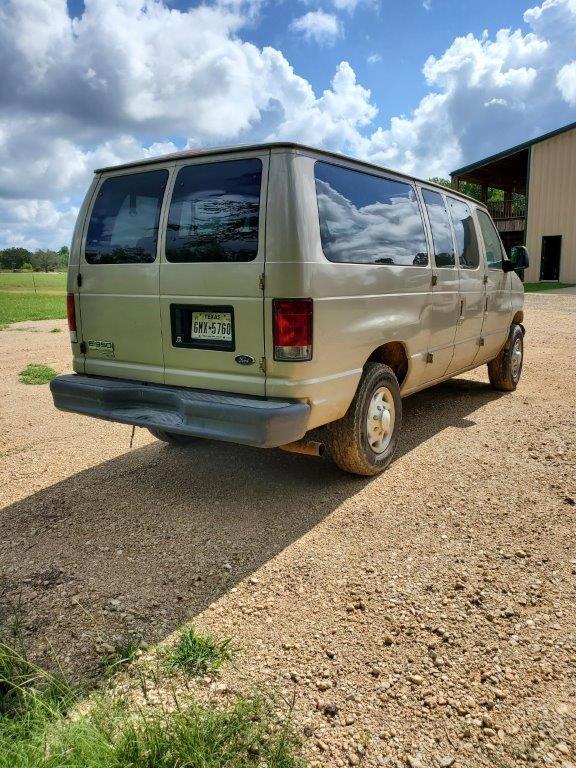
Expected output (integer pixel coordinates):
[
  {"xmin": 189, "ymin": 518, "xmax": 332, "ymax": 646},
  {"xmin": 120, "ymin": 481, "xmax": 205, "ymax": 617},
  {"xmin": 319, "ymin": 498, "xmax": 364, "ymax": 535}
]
[
  {"xmin": 512, "ymin": 310, "xmax": 524, "ymax": 324},
  {"xmin": 366, "ymin": 342, "xmax": 409, "ymax": 386}
]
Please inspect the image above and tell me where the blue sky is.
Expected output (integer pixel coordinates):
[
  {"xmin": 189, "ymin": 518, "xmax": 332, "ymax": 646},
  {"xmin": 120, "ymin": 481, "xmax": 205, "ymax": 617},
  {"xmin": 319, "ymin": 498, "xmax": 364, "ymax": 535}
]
[
  {"xmin": 242, "ymin": 0, "xmax": 533, "ymax": 122},
  {"xmin": 1, "ymin": 0, "xmax": 575, "ymax": 248}
]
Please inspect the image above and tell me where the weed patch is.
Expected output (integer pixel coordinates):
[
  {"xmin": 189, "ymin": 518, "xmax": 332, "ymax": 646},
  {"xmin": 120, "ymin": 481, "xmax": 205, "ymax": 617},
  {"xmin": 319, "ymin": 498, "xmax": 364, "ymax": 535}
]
[
  {"xmin": 98, "ymin": 639, "xmax": 141, "ymax": 677},
  {"xmin": 18, "ymin": 364, "xmax": 57, "ymax": 385},
  {"xmin": 0, "ymin": 640, "xmax": 306, "ymax": 768},
  {"xmin": 165, "ymin": 626, "xmax": 237, "ymax": 676}
]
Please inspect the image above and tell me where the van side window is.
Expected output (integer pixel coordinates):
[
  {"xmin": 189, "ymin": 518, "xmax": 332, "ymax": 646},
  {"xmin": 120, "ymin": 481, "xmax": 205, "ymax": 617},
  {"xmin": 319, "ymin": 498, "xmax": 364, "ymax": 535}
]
[
  {"xmin": 447, "ymin": 197, "xmax": 480, "ymax": 269},
  {"xmin": 315, "ymin": 162, "xmax": 428, "ymax": 266},
  {"xmin": 477, "ymin": 210, "xmax": 505, "ymax": 269},
  {"xmin": 421, "ymin": 189, "xmax": 455, "ymax": 267},
  {"xmin": 85, "ymin": 170, "xmax": 168, "ymax": 264},
  {"xmin": 166, "ymin": 159, "xmax": 262, "ymax": 263}
]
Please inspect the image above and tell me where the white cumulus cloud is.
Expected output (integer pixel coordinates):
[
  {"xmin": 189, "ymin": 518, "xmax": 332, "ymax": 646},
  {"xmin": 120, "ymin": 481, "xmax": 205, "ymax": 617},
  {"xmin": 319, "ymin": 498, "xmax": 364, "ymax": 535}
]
[
  {"xmin": 290, "ymin": 10, "xmax": 342, "ymax": 45},
  {"xmin": 0, "ymin": 0, "xmax": 575, "ymax": 248},
  {"xmin": 557, "ymin": 61, "xmax": 576, "ymax": 104}
]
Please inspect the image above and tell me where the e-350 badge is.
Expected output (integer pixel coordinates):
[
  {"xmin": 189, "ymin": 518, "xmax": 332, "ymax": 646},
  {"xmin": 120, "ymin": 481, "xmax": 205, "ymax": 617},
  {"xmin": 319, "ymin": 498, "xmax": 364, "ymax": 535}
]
[{"xmin": 87, "ymin": 340, "xmax": 115, "ymax": 358}]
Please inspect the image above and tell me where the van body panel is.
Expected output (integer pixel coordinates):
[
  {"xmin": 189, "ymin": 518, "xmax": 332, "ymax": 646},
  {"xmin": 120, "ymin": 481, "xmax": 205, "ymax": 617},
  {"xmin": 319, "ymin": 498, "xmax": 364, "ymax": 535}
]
[
  {"xmin": 416, "ymin": 185, "xmax": 459, "ymax": 382},
  {"xmin": 264, "ymin": 152, "xmax": 436, "ymax": 423},
  {"xmin": 77, "ymin": 164, "xmax": 174, "ymax": 384},
  {"xmin": 473, "ymin": 208, "xmax": 513, "ymax": 363},
  {"xmin": 160, "ymin": 151, "xmax": 269, "ymax": 396},
  {"xmin": 448, "ymin": 267, "xmax": 485, "ymax": 372}
]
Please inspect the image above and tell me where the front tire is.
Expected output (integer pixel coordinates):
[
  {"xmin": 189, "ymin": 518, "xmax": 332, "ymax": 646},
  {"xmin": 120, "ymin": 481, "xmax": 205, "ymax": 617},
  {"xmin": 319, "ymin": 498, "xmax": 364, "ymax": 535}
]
[
  {"xmin": 487, "ymin": 324, "xmax": 524, "ymax": 391},
  {"xmin": 326, "ymin": 363, "xmax": 402, "ymax": 477},
  {"xmin": 148, "ymin": 428, "xmax": 195, "ymax": 446}
]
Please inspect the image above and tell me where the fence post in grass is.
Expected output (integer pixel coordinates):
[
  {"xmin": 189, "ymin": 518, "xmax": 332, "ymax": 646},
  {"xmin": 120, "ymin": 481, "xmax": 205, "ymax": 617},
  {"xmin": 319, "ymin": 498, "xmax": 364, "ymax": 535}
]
[{"xmin": 31, "ymin": 272, "xmax": 37, "ymax": 295}]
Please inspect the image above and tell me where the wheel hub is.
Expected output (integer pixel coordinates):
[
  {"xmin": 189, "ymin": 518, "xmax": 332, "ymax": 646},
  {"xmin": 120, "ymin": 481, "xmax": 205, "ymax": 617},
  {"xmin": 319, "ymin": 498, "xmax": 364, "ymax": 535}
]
[
  {"xmin": 366, "ymin": 386, "xmax": 395, "ymax": 455},
  {"xmin": 511, "ymin": 337, "xmax": 523, "ymax": 378}
]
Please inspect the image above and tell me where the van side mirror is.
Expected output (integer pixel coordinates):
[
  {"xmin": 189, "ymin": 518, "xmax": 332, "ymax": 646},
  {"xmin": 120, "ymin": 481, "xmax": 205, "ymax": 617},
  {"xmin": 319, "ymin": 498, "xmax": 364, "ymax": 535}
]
[{"xmin": 506, "ymin": 245, "xmax": 529, "ymax": 272}]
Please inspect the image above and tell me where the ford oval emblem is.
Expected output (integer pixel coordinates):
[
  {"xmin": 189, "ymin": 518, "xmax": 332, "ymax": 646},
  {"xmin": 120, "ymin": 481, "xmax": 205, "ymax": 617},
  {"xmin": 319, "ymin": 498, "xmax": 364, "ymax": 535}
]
[{"xmin": 235, "ymin": 354, "xmax": 255, "ymax": 366}]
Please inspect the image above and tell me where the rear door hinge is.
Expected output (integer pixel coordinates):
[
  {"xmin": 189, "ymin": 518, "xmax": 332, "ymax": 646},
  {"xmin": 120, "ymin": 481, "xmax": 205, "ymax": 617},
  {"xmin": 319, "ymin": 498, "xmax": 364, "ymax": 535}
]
[
  {"xmin": 259, "ymin": 356, "xmax": 267, "ymax": 374},
  {"xmin": 426, "ymin": 352, "xmax": 434, "ymax": 364},
  {"xmin": 431, "ymin": 274, "xmax": 438, "ymax": 287},
  {"xmin": 259, "ymin": 272, "xmax": 265, "ymax": 291},
  {"xmin": 77, "ymin": 272, "xmax": 82, "ymax": 287},
  {"xmin": 79, "ymin": 341, "xmax": 87, "ymax": 354}
]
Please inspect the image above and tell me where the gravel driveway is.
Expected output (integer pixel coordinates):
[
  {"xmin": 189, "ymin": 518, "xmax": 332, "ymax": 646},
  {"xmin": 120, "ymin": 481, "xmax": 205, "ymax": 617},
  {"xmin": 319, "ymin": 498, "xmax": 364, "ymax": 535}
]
[{"xmin": 1, "ymin": 294, "xmax": 575, "ymax": 767}]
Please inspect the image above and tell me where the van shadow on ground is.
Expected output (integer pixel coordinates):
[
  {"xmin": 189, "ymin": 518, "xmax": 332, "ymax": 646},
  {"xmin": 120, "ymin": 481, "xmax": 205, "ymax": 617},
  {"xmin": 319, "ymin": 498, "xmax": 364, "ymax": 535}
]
[{"xmin": 0, "ymin": 377, "xmax": 501, "ymax": 678}]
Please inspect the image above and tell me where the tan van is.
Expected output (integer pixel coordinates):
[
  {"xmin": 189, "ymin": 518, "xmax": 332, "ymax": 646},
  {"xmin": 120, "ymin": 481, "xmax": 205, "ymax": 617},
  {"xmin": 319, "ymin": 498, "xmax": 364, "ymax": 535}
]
[{"xmin": 51, "ymin": 143, "xmax": 528, "ymax": 476}]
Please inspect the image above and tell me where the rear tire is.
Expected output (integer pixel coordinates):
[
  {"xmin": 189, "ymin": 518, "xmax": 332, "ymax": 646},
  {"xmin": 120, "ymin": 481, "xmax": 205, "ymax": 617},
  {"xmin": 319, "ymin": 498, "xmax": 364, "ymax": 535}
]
[
  {"xmin": 148, "ymin": 428, "xmax": 195, "ymax": 446},
  {"xmin": 326, "ymin": 363, "xmax": 402, "ymax": 477},
  {"xmin": 487, "ymin": 324, "xmax": 524, "ymax": 391}
]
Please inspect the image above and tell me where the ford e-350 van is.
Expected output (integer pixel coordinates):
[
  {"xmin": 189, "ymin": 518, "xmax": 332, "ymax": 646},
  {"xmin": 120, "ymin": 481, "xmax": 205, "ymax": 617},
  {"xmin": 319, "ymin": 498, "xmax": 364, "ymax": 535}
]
[{"xmin": 51, "ymin": 143, "xmax": 528, "ymax": 476}]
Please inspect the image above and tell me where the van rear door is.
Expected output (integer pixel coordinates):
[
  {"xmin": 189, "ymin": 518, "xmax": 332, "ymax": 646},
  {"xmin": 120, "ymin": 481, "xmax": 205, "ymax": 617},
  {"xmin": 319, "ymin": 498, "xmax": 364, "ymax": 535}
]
[
  {"xmin": 160, "ymin": 153, "xmax": 268, "ymax": 396},
  {"xmin": 78, "ymin": 166, "xmax": 171, "ymax": 384}
]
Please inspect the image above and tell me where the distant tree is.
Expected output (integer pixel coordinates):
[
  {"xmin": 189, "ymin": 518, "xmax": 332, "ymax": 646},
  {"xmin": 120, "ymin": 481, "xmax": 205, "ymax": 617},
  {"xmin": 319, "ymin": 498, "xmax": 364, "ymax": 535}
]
[
  {"xmin": 429, "ymin": 177, "xmax": 483, "ymax": 200},
  {"xmin": 429, "ymin": 178, "xmax": 524, "ymax": 213},
  {"xmin": 21, "ymin": 261, "xmax": 34, "ymax": 271},
  {"xmin": 428, "ymin": 177, "xmax": 452, "ymax": 189},
  {"xmin": 57, "ymin": 246, "xmax": 70, "ymax": 269},
  {"xmin": 0, "ymin": 247, "xmax": 34, "ymax": 271},
  {"xmin": 31, "ymin": 249, "xmax": 59, "ymax": 272}
]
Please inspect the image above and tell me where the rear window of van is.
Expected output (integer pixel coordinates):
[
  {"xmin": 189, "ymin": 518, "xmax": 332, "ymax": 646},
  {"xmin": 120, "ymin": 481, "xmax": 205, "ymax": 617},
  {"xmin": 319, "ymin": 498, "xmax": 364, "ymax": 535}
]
[
  {"xmin": 315, "ymin": 162, "xmax": 428, "ymax": 266},
  {"xmin": 85, "ymin": 170, "xmax": 168, "ymax": 264},
  {"xmin": 166, "ymin": 159, "xmax": 262, "ymax": 263}
]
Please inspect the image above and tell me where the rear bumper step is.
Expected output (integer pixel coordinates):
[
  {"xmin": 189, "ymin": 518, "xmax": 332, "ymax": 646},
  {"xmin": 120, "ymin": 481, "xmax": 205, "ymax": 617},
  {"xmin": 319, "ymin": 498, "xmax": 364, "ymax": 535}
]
[{"xmin": 50, "ymin": 374, "xmax": 310, "ymax": 449}]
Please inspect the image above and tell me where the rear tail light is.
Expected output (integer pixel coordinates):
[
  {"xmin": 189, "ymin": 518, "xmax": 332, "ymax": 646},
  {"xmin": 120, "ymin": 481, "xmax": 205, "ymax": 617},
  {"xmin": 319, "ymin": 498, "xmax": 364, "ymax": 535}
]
[
  {"xmin": 273, "ymin": 299, "xmax": 313, "ymax": 361},
  {"xmin": 67, "ymin": 292, "xmax": 77, "ymax": 343}
]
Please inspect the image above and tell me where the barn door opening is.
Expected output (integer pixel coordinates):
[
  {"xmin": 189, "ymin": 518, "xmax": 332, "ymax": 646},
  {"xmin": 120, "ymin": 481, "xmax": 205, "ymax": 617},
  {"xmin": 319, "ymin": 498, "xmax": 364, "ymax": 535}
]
[{"xmin": 540, "ymin": 235, "xmax": 561, "ymax": 281}]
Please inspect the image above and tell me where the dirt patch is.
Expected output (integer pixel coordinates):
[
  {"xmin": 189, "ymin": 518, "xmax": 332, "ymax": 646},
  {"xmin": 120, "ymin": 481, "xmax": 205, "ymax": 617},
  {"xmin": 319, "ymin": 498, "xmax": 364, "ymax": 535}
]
[{"xmin": 1, "ymin": 298, "xmax": 575, "ymax": 766}]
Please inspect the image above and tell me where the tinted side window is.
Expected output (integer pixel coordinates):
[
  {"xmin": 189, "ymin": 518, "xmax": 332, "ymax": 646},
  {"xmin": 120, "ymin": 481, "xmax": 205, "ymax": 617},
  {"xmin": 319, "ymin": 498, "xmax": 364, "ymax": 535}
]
[
  {"xmin": 85, "ymin": 170, "xmax": 168, "ymax": 265},
  {"xmin": 166, "ymin": 159, "xmax": 261, "ymax": 263},
  {"xmin": 447, "ymin": 198, "xmax": 480, "ymax": 269},
  {"xmin": 422, "ymin": 189, "xmax": 455, "ymax": 267},
  {"xmin": 315, "ymin": 162, "xmax": 428, "ymax": 266},
  {"xmin": 477, "ymin": 210, "xmax": 504, "ymax": 269}
]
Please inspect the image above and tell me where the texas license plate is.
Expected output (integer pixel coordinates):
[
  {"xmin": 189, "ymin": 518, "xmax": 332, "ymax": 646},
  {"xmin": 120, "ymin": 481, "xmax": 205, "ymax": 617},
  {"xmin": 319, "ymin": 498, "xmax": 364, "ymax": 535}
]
[{"xmin": 191, "ymin": 311, "xmax": 233, "ymax": 342}]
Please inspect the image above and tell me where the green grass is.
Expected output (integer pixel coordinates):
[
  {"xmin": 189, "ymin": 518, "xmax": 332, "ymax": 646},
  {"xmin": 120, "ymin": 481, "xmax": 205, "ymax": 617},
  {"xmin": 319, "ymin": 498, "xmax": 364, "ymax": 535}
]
[
  {"xmin": 523, "ymin": 281, "xmax": 575, "ymax": 292},
  {"xmin": 0, "ymin": 271, "xmax": 67, "ymax": 328},
  {"xmin": 18, "ymin": 364, "xmax": 58, "ymax": 385},
  {"xmin": 0, "ymin": 292, "xmax": 66, "ymax": 328},
  {"xmin": 98, "ymin": 640, "xmax": 141, "ymax": 678},
  {"xmin": 165, "ymin": 626, "xmax": 237, "ymax": 676},
  {"xmin": 0, "ymin": 272, "xmax": 66, "ymax": 293},
  {"xmin": 0, "ymin": 640, "xmax": 306, "ymax": 768}
]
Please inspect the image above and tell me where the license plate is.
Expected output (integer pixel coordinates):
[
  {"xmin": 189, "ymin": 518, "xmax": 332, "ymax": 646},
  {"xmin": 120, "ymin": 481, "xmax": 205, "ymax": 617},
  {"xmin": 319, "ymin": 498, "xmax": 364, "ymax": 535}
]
[{"xmin": 191, "ymin": 311, "xmax": 233, "ymax": 342}]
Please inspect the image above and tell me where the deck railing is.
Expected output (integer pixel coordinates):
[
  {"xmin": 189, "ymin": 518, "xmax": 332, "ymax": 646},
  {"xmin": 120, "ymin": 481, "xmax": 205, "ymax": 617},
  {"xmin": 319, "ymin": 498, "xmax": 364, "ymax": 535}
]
[{"xmin": 487, "ymin": 198, "xmax": 526, "ymax": 220}]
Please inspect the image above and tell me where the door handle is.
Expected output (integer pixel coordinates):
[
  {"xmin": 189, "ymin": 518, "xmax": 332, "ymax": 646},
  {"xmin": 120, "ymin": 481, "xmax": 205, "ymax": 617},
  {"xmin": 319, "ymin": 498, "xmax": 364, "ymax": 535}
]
[{"xmin": 457, "ymin": 298, "xmax": 465, "ymax": 324}]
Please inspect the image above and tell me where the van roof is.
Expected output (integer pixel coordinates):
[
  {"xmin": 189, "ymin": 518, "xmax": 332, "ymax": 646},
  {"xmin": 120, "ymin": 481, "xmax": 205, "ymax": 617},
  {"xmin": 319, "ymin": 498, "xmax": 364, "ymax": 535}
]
[{"xmin": 95, "ymin": 142, "xmax": 483, "ymax": 206}]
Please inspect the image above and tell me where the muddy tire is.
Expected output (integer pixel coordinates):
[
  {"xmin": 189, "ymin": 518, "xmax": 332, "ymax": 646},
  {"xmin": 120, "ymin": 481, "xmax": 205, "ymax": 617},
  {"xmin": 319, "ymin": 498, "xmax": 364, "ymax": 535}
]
[
  {"xmin": 326, "ymin": 363, "xmax": 402, "ymax": 477},
  {"xmin": 487, "ymin": 324, "xmax": 524, "ymax": 392},
  {"xmin": 148, "ymin": 428, "xmax": 195, "ymax": 446}
]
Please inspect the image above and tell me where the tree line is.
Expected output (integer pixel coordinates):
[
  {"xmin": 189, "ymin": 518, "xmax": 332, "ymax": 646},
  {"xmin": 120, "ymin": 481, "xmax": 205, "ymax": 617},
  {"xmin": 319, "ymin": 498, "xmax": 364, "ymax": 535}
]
[
  {"xmin": 429, "ymin": 178, "xmax": 525, "ymax": 209},
  {"xmin": 0, "ymin": 246, "xmax": 70, "ymax": 272}
]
